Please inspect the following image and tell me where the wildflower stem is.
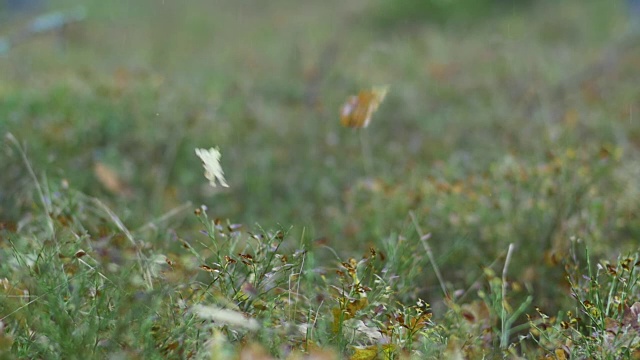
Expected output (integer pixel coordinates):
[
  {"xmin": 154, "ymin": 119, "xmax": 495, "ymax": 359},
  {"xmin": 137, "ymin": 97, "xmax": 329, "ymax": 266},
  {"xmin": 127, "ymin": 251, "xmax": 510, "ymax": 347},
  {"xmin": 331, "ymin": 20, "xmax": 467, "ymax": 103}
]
[
  {"xmin": 5, "ymin": 133, "xmax": 55, "ymax": 240},
  {"xmin": 134, "ymin": 201, "xmax": 193, "ymax": 233},
  {"xmin": 82, "ymin": 193, "xmax": 154, "ymax": 290},
  {"xmin": 409, "ymin": 211, "xmax": 449, "ymax": 299},
  {"xmin": 500, "ymin": 243, "xmax": 515, "ymax": 349}
]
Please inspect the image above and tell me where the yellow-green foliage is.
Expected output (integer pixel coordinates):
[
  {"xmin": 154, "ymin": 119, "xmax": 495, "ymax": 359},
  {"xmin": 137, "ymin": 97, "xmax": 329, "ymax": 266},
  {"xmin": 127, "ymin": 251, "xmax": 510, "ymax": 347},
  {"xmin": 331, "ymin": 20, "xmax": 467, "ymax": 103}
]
[{"xmin": 1, "ymin": 0, "xmax": 640, "ymax": 358}]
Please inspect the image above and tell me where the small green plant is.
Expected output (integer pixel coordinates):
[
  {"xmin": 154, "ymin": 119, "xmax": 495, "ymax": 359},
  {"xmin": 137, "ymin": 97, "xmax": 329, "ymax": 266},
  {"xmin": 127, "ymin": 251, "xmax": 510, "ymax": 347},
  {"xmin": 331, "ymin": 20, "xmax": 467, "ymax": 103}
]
[{"xmin": 530, "ymin": 245, "xmax": 640, "ymax": 358}]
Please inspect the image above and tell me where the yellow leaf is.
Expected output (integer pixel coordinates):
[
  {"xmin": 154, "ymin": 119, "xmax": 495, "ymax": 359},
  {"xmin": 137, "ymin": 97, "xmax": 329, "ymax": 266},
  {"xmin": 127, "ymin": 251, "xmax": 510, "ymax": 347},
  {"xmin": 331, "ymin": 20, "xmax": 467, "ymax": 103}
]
[
  {"xmin": 340, "ymin": 86, "xmax": 389, "ymax": 128},
  {"xmin": 331, "ymin": 307, "xmax": 346, "ymax": 334},
  {"xmin": 554, "ymin": 348, "xmax": 568, "ymax": 360},
  {"xmin": 332, "ymin": 297, "xmax": 369, "ymax": 333},
  {"xmin": 350, "ymin": 346, "xmax": 379, "ymax": 360},
  {"xmin": 346, "ymin": 297, "xmax": 369, "ymax": 317}
]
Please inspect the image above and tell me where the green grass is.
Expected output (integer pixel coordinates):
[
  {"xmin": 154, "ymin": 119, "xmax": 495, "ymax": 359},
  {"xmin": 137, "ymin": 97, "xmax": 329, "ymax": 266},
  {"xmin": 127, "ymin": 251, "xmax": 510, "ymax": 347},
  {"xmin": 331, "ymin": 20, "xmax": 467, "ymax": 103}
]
[{"xmin": 1, "ymin": 0, "xmax": 640, "ymax": 358}]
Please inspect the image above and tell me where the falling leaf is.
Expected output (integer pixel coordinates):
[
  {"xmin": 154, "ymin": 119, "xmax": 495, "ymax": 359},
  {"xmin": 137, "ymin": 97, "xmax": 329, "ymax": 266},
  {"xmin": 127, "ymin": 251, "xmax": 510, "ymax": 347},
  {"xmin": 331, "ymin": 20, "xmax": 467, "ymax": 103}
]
[
  {"xmin": 195, "ymin": 147, "xmax": 229, "ymax": 188},
  {"xmin": 427, "ymin": 62, "xmax": 458, "ymax": 82},
  {"xmin": 563, "ymin": 108, "xmax": 579, "ymax": 127},
  {"xmin": 93, "ymin": 162, "xmax": 133, "ymax": 197},
  {"xmin": 340, "ymin": 86, "xmax": 389, "ymax": 128}
]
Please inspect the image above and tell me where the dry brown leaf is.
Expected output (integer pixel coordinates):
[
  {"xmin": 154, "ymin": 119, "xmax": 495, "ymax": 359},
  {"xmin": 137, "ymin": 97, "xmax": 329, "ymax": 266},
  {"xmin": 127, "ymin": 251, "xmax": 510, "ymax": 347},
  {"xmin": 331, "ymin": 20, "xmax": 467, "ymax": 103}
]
[{"xmin": 621, "ymin": 302, "xmax": 640, "ymax": 332}]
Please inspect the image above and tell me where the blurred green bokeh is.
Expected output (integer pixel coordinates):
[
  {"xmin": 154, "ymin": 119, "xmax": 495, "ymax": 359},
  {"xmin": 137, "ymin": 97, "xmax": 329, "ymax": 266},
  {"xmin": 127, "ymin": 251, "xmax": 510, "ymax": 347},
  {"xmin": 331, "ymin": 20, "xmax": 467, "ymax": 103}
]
[{"xmin": 371, "ymin": 0, "xmax": 536, "ymax": 27}]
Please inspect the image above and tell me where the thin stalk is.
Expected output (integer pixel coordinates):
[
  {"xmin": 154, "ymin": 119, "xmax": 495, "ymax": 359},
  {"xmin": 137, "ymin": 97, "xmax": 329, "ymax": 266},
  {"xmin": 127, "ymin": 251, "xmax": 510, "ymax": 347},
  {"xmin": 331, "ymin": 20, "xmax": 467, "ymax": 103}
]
[{"xmin": 409, "ymin": 211, "xmax": 448, "ymax": 299}]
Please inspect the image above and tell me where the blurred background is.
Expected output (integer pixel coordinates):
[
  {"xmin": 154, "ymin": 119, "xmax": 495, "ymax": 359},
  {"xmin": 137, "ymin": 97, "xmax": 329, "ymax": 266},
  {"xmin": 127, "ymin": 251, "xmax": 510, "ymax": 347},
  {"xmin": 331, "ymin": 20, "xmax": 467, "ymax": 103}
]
[{"xmin": 1, "ymin": 0, "xmax": 639, "ymax": 309}]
